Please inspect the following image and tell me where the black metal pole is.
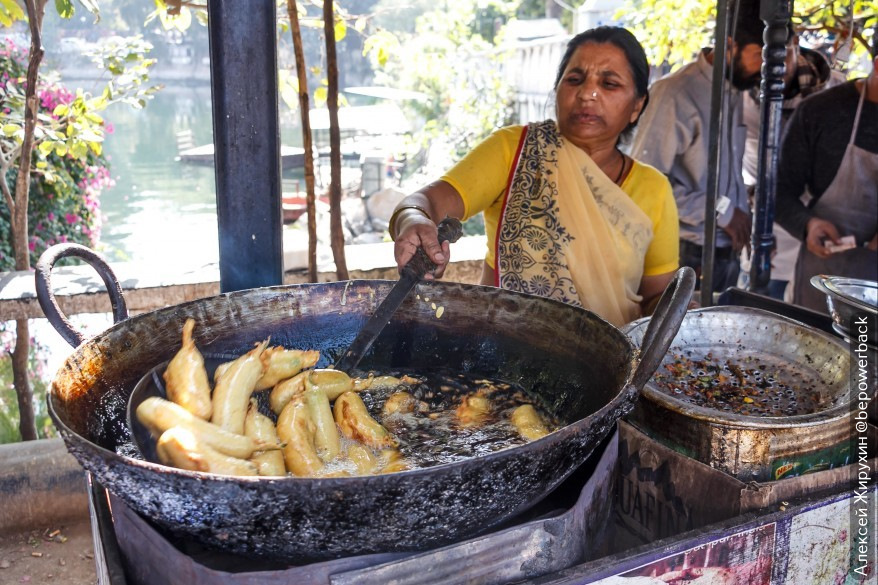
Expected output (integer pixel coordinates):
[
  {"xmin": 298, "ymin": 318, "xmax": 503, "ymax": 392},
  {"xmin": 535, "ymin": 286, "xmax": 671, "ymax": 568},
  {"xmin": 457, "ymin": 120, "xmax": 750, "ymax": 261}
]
[
  {"xmin": 208, "ymin": 0, "xmax": 284, "ymax": 293},
  {"xmin": 702, "ymin": 0, "xmax": 732, "ymax": 307},
  {"xmin": 749, "ymin": 0, "xmax": 792, "ymax": 294}
]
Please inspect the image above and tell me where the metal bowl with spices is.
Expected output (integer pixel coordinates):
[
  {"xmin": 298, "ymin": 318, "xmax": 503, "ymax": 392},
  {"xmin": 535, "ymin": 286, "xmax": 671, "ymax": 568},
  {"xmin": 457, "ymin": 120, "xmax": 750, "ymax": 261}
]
[{"xmin": 623, "ymin": 306, "xmax": 852, "ymax": 482}]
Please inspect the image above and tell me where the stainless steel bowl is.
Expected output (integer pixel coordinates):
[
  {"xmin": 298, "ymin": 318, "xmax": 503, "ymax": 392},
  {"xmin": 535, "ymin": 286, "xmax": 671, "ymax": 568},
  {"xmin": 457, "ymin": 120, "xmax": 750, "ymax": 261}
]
[
  {"xmin": 811, "ymin": 275, "xmax": 878, "ymax": 346},
  {"xmin": 623, "ymin": 306, "xmax": 853, "ymax": 481}
]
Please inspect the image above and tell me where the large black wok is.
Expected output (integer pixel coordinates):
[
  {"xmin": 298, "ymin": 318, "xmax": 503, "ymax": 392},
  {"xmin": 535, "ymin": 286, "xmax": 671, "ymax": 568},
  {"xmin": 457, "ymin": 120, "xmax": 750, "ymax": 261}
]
[{"xmin": 36, "ymin": 244, "xmax": 693, "ymax": 563}]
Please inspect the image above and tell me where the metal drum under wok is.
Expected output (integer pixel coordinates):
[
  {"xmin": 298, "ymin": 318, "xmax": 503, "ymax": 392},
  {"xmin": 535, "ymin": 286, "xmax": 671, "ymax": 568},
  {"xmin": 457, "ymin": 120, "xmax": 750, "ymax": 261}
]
[
  {"xmin": 624, "ymin": 306, "xmax": 852, "ymax": 482},
  {"xmin": 37, "ymin": 244, "xmax": 693, "ymax": 563}
]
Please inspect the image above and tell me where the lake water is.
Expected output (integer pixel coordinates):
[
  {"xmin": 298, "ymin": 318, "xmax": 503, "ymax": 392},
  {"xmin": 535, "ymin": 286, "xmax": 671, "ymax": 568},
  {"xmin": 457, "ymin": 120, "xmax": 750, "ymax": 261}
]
[
  {"xmin": 99, "ymin": 84, "xmax": 220, "ymax": 269},
  {"xmin": 96, "ymin": 82, "xmax": 319, "ymax": 270}
]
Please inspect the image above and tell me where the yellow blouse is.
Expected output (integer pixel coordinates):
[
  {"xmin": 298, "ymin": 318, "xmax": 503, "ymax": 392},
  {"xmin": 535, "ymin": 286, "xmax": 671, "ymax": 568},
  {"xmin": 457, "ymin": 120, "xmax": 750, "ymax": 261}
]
[{"xmin": 441, "ymin": 125, "xmax": 679, "ymax": 276}]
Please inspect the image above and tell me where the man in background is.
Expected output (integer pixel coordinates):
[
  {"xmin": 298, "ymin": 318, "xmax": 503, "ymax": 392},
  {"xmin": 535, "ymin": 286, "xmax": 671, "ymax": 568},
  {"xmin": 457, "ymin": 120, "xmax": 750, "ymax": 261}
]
[
  {"xmin": 775, "ymin": 52, "xmax": 878, "ymax": 312},
  {"xmin": 631, "ymin": 0, "xmax": 764, "ymax": 293},
  {"xmin": 739, "ymin": 31, "xmax": 845, "ymax": 300}
]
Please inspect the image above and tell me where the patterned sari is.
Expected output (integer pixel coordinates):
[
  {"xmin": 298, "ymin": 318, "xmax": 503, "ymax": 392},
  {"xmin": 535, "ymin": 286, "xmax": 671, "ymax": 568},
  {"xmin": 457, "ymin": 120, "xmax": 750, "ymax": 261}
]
[{"xmin": 495, "ymin": 120, "xmax": 653, "ymax": 326}]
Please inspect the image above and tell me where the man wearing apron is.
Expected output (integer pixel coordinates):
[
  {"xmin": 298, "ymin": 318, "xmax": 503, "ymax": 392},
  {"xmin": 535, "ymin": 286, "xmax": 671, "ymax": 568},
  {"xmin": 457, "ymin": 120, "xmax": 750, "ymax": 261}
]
[{"xmin": 775, "ymin": 54, "xmax": 878, "ymax": 313}]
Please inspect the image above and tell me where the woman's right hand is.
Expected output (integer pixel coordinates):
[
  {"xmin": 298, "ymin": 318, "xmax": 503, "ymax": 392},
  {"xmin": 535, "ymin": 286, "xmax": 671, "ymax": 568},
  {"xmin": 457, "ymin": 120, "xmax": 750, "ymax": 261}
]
[
  {"xmin": 390, "ymin": 182, "xmax": 466, "ymax": 280},
  {"xmin": 393, "ymin": 210, "xmax": 451, "ymax": 280}
]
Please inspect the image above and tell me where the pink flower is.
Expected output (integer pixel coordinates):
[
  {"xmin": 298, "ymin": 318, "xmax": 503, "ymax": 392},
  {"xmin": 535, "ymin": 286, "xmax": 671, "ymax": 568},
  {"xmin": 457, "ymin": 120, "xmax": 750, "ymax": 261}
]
[
  {"xmin": 105, "ymin": 122, "xmax": 115, "ymax": 134},
  {"xmin": 47, "ymin": 212, "xmax": 55, "ymax": 221},
  {"xmin": 65, "ymin": 213, "xmax": 79, "ymax": 224}
]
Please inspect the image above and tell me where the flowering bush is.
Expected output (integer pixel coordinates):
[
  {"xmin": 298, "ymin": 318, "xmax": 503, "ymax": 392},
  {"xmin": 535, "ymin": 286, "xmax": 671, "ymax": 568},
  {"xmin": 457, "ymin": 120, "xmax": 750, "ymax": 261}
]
[
  {"xmin": 0, "ymin": 39, "xmax": 113, "ymax": 271},
  {"xmin": 0, "ymin": 322, "xmax": 52, "ymax": 442}
]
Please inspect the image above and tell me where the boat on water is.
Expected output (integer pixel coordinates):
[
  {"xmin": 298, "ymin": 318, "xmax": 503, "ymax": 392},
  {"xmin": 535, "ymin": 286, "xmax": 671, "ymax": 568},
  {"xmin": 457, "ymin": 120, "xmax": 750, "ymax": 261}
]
[{"xmin": 177, "ymin": 144, "xmax": 308, "ymax": 170}]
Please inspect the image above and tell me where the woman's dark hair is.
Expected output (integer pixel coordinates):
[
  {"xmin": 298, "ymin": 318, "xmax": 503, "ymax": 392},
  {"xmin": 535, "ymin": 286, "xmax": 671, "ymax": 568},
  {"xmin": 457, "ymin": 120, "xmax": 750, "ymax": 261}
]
[{"xmin": 554, "ymin": 26, "xmax": 650, "ymax": 141}]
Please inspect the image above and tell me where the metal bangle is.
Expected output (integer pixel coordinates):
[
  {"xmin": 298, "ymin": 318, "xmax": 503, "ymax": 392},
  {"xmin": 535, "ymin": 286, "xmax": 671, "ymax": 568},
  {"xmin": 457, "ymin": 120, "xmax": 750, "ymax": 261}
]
[{"xmin": 389, "ymin": 205, "xmax": 431, "ymax": 240}]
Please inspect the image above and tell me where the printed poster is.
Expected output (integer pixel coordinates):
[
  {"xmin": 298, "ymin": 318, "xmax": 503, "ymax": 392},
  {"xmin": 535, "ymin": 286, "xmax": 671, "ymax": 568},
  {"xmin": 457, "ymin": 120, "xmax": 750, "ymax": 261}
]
[{"xmin": 592, "ymin": 523, "xmax": 776, "ymax": 584}]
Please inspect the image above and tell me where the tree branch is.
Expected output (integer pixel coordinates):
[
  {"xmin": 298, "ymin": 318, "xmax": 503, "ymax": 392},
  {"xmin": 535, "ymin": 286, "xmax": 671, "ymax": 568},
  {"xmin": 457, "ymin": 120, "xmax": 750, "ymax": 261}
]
[
  {"xmin": 13, "ymin": 0, "xmax": 47, "ymax": 272},
  {"xmin": 323, "ymin": 0, "xmax": 348, "ymax": 280},
  {"xmin": 287, "ymin": 0, "xmax": 319, "ymax": 283}
]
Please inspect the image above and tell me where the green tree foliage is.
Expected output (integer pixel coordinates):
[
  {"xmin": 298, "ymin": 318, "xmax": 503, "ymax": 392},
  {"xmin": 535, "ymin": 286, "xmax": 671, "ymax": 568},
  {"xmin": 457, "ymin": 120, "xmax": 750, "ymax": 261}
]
[
  {"xmin": 618, "ymin": 0, "xmax": 876, "ymax": 74},
  {"xmin": 0, "ymin": 323, "xmax": 52, "ymax": 442},
  {"xmin": 369, "ymin": 0, "xmax": 517, "ymax": 160},
  {"xmin": 0, "ymin": 36, "xmax": 159, "ymax": 270}
]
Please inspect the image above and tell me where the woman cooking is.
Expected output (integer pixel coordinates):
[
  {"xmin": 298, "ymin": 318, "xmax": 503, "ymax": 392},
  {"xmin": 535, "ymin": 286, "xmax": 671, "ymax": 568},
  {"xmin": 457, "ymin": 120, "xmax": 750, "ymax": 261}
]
[{"xmin": 389, "ymin": 27, "xmax": 680, "ymax": 327}]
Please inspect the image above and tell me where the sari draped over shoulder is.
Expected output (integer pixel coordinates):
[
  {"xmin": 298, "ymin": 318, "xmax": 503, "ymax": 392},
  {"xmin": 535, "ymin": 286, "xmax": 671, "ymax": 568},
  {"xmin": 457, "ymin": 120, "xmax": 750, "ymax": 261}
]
[{"xmin": 495, "ymin": 120, "xmax": 653, "ymax": 326}]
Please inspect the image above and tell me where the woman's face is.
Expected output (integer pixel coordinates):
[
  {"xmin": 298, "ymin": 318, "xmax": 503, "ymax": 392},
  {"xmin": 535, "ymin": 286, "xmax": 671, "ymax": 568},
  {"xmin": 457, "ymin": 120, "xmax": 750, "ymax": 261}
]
[{"xmin": 555, "ymin": 42, "xmax": 645, "ymax": 153}]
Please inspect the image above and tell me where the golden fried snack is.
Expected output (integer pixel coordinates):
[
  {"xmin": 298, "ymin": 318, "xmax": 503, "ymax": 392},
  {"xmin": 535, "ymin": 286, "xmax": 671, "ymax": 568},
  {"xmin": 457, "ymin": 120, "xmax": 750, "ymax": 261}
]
[
  {"xmin": 378, "ymin": 448, "xmax": 410, "ymax": 474},
  {"xmin": 254, "ymin": 347, "xmax": 320, "ymax": 391},
  {"xmin": 304, "ymin": 386, "xmax": 340, "ymax": 462},
  {"xmin": 162, "ymin": 319, "xmax": 213, "ymax": 420},
  {"xmin": 269, "ymin": 369, "xmax": 346, "ymax": 416},
  {"xmin": 243, "ymin": 399, "xmax": 287, "ymax": 477},
  {"xmin": 211, "ymin": 340, "xmax": 268, "ymax": 435},
  {"xmin": 510, "ymin": 404, "xmax": 550, "ymax": 441},
  {"xmin": 269, "ymin": 371, "xmax": 307, "ymax": 415},
  {"xmin": 382, "ymin": 391, "xmax": 417, "ymax": 416},
  {"xmin": 346, "ymin": 443, "xmax": 378, "ymax": 475},
  {"xmin": 306, "ymin": 369, "xmax": 353, "ymax": 400},
  {"xmin": 333, "ymin": 392, "xmax": 397, "ymax": 449},
  {"xmin": 136, "ymin": 396, "xmax": 275, "ymax": 459},
  {"xmin": 276, "ymin": 396, "xmax": 324, "ymax": 476},
  {"xmin": 455, "ymin": 395, "xmax": 491, "ymax": 428},
  {"xmin": 352, "ymin": 375, "xmax": 403, "ymax": 392},
  {"xmin": 156, "ymin": 427, "xmax": 259, "ymax": 477}
]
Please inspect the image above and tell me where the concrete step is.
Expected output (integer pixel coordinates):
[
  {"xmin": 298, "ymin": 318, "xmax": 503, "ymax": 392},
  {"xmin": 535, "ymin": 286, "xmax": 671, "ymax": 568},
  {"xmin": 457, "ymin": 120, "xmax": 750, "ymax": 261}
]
[{"xmin": 0, "ymin": 439, "xmax": 89, "ymax": 533}]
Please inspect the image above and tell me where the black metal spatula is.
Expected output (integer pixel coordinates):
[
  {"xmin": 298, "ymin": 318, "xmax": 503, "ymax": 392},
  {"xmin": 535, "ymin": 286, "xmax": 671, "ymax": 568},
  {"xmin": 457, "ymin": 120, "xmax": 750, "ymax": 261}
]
[{"xmin": 335, "ymin": 216, "xmax": 463, "ymax": 372}]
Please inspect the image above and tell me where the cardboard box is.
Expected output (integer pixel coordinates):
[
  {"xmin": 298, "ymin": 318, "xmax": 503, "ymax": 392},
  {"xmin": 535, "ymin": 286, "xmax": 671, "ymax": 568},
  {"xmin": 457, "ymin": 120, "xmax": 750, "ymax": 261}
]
[{"xmin": 614, "ymin": 420, "xmax": 877, "ymax": 546}]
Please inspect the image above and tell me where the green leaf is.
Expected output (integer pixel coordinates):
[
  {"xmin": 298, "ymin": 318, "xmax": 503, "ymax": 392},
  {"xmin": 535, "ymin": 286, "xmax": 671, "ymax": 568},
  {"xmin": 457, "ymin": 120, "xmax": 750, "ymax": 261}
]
[
  {"xmin": 354, "ymin": 17, "xmax": 366, "ymax": 33},
  {"xmin": 281, "ymin": 85, "xmax": 299, "ymax": 110},
  {"xmin": 35, "ymin": 160, "xmax": 48, "ymax": 169},
  {"xmin": 79, "ymin": 0, "xmax": 101, "ymax": 22},
  {"xmin": 38, "ymin": 141, "xmax": 55, "ymax": 156},
  {"xmin": 0, "ymin": 0, "xmax": 25, "ymax": 22},
  {"xmin": 55, "ymin": 0, "xmax": 74, "ymax": 19},
  {"xmin": 53, "ymin": 104, "xmax": 69, "ymax": 117},
  {"xmin": 70, "ymin": 142, "xmax": 88, "ymax": 159},
  {"xmin": 77, "ymin": 130, "xmax": 103, "ymax": 142},
  {"xmin": 88, "ymin": 141, "xmax": 102, "ymax": 156},
  {"xmin": 2, "ymin": 124, "xmax": 19, "ymax": 136},
  {"xmin": 314, "ymin": 86, "xmax": 327, "ymax": 104},
  {"xmin": 54, "ymin": 143, "xmax": 68, "ymax": 157},
  {"xmin": 334, "ymin": 19, "xmax": 346, "ymax": 42}
]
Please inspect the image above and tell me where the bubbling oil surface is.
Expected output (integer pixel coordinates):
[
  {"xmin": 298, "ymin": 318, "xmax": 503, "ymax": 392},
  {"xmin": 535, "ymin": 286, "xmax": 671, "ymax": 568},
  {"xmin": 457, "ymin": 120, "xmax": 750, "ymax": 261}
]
[{"xmin": 358, "ymin": 370, "xmax": 561, "ymax": 469}]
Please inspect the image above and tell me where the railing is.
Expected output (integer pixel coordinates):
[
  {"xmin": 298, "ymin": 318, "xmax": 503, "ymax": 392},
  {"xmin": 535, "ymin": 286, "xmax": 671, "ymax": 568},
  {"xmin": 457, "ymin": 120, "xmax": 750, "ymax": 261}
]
[{"xmin": 0, "ymin": 237, "xmax": 488, "ymax": 321}]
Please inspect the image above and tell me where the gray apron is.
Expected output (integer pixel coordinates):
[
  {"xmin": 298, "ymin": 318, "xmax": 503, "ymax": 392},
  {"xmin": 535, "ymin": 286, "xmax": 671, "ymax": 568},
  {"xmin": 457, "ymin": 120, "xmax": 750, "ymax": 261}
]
[{"xmin": 793, "ymin": 82, "xmax": 878, "ymax": 312}]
